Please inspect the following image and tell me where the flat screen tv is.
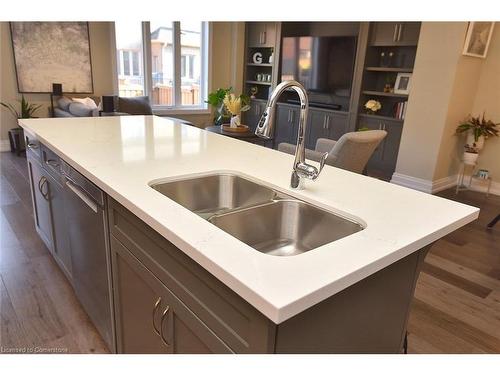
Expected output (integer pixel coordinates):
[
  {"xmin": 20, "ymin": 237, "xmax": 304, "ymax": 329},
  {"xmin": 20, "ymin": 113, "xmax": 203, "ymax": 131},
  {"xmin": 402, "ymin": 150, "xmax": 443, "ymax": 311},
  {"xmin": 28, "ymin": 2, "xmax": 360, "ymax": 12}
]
[{"xmin": 281, "ymin": 36, "xmax": 357, "ymax": 110}]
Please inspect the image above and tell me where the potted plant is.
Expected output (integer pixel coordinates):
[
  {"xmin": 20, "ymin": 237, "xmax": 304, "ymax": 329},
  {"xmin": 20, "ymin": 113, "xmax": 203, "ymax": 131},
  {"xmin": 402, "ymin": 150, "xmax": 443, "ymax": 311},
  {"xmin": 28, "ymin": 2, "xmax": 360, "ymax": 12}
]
[
  {"xmin": 206, "ymin": 87, "xmax": 232, "ymax": 125},
  {"xmin": 1, "ymin": 95, "xmax": 42, "ymax": 154},
  {"xmin": 462, "ymin": 144, "xmax": 479, "ymax": 164},
  {"xmin": 223, "ymin": 93, "xmax": 250, "ymax": 128},
  {"xmin": 456, "ymin": 113, "xmax": 499, "ymax": 150}
]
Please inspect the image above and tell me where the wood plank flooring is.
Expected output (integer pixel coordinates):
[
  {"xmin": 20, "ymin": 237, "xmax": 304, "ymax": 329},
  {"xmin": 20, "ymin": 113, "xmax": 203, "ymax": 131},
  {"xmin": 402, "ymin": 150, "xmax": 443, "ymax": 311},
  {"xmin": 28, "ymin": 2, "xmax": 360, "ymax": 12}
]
[
  {"xmin": 0, "ymin": 151, "xmax": 108, "ymax": 354},
  {"xmin": 0, "ymin": 150, "xmax": 499, "ymax": 353}
]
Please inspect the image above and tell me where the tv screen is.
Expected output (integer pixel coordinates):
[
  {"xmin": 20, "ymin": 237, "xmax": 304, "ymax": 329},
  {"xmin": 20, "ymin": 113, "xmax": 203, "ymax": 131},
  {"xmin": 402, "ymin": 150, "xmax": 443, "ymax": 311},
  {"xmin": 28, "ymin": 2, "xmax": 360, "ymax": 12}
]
[{"xmin": 281, "ymin": 36, "xmax": 357, "ymax": 109}]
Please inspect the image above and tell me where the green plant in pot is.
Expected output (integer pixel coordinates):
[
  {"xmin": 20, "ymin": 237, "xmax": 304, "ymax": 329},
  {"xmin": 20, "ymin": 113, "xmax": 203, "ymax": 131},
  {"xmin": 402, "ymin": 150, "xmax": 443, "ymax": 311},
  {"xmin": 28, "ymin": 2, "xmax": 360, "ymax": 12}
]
[
  {"xmin": 1, "ymin": 95, "xmax": 42, "ymax": 153},
  {"xmin": 206, "ymin": 87, "xmax": 232, "ymax": 125},
  {"xmin": 456, "ymin": 113, "xmax": 499, "ymax": 151},
  {"xmin": 1, "ymin": 95, "xmax": 42, "ymax": 124}
]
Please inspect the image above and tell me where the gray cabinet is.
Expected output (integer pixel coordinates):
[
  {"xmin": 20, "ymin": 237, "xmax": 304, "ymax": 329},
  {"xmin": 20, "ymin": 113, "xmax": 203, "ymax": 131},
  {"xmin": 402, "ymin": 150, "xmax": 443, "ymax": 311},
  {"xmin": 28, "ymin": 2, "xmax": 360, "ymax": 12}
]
[
  {"xmin": 371, "ymin": 22, "xmax": 420, "ymax": 46},
  {"xmin": 112, "ymin": 237, "xmax": 231, "ymax": 353},
  {"xmin": 45, "ymin": 172, "xmax": 72, "ymax": 278},
  {"xmin": 244, "ymin": 99, "xmax": 267, "ymax": 132},
  {"xmin": 247, "ymin": 22, "xmax": 276, "ymax": 48},
  {"xmin": 306, "ymin": 109, "xmax": 349, "ymax": 149},
  {"xmin": 27, "ymin": 155, "xmax": 53, "ymax": 252},
  {"xmin": 357, "ymin": 115, "xmax": 403, "ymax": 178},
  {"xmin": 274, "ymin": 104, "xmax": 299, "ymax": 148},
  {"xmin": 108, "ymin": 199, "xmax": 275, "ymax": 353}
]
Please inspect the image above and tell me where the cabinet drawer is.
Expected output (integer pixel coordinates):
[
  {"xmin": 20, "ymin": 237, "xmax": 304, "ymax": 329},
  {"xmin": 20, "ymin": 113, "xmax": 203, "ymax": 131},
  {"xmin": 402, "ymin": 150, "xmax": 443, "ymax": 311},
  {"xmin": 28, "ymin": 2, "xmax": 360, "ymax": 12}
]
[
  {"xmin": 108, "ymin": 198, "xmax": 275, "ymax": 353},
  {"xmin": 25, "ymin": 131, "xmax": 41, "ymax": 159},
  {"xmin": 41, "ymin": 144, "xmax": 63, "ymax": 183}
]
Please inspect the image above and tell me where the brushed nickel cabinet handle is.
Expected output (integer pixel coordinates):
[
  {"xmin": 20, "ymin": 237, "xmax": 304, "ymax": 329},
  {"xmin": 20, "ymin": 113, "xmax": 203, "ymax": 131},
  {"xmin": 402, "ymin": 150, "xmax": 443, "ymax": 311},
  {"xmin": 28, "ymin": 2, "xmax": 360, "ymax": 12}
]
[
  {"xmin": 393, "ymin": 24, "xmax": 398, "ymax": 42},
  {"xmin": 397, "ymin": 24, "xmax": 402, "ymax": 41},
  {"xmin": 152, "ymin": 297, "xmax": 162, "ymax": 336},
  {"xmin": 38, "ymin": 176, "xmax": 49, "ymax": 200},
  {"xmin": 27, "ymin": 142, "xmax": 39, "ymax": 149},
  {"xmin": 159, "ymin": 306, "xmax": 171, "ymax": 347},
  {"xmin": 262, "ymin": 31, "xmax": 266, "ymax": 45},
  {"xmin": 45, "ymin": 159, "xmax": 60, "ymax": 168}
]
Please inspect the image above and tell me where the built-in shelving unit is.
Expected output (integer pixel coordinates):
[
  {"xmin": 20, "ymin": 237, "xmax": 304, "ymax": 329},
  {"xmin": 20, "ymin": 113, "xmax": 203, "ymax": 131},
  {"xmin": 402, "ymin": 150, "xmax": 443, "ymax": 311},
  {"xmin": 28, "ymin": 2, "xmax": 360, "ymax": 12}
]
[
  {"xmin": 356, "ymin": 22, "xmax": 421, "ymax": 180},
  {"xmin": 246, "ymin": 80, "xmax": 272, "ymax": 86},
  {"xmin": 362, "ymin": 90, "xmax": 409, "ymax": 98},
  {"xmin": 365, "ymin": 67, "xmax": 413, "ymax": 72},
  {"xmin": 358, "ymin": 113, "xmax": 404, "ymax": 123},
  {"xmin": 247, "ymin": 63, "xmax": 273, "ymax": 67}
]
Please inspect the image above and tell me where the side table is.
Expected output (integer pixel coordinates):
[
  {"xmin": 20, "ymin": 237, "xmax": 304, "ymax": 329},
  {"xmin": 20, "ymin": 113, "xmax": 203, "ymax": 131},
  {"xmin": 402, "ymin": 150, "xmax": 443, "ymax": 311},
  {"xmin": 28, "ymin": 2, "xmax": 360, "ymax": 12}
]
[{"xmin": 455, "ymin": 162, "xmax": 492, "ymax": 197}]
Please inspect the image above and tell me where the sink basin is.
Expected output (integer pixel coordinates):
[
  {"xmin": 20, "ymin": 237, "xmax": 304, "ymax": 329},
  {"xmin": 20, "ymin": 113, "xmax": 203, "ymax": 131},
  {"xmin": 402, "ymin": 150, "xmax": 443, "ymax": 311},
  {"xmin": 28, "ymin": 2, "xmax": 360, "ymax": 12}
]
[
  {"xmin": 151, "ymin": 173, "xmax": 278, "ymax": 218},
  {"xmin": 209, "ymin": 199, "xmax": 364, "ymax": 256},
  {"xmin": 151, "ymin": 172, "xmax": 364, "ymax": 256}
]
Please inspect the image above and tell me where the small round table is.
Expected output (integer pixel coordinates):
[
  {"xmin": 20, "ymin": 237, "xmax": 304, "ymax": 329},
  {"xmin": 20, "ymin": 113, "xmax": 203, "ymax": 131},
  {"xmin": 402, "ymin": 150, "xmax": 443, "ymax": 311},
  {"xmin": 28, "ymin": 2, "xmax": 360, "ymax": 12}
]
[{"xmin": 204, "ymin": 125, "xmax": 271, "ymax": 146}]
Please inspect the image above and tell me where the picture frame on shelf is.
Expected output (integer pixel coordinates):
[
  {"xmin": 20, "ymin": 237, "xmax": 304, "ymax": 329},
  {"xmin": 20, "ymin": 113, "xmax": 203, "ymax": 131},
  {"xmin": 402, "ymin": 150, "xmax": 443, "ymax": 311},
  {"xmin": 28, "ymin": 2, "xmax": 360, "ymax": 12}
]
[
  {"xmin": 462, "ymin": 22, "xmax": 495, "ymax": 58},
  {"xmin": 394, "ymin": 73, "xmax": 412, "ymax": 95}
]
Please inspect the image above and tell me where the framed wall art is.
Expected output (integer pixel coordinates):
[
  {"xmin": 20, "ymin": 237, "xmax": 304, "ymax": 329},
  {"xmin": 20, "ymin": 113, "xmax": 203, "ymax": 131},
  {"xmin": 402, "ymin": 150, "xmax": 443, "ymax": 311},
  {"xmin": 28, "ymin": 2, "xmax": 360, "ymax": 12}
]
[
  {"xmin": 462, "ymin": 22, "xmax": 495, "ymax": 58},
  {"xmin": 10, "ymin": 22, "xmax": 94, "ymax": 93}
]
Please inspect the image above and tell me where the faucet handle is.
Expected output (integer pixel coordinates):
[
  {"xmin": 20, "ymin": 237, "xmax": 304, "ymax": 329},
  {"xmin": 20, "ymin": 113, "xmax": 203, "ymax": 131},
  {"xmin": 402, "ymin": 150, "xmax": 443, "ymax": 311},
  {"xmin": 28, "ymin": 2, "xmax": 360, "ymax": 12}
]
[{"xmin": 312, "ymin": 152, "xmax": 329, "ymax": 180}]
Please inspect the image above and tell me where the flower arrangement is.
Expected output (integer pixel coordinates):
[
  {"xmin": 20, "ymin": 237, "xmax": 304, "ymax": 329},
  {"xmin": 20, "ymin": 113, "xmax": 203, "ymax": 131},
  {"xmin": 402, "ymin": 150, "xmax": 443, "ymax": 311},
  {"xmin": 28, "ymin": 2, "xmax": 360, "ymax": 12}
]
[
  {"xmin": 206, "ymin": 88, "xmax": 250, "ymax": 126},
  {"xmin": 364, "ymin": 99, "xmax": 382, "ymax": 115},
  {"xmin": 223, "ymin": 92, "xmax": 250, "ymax": 128}
]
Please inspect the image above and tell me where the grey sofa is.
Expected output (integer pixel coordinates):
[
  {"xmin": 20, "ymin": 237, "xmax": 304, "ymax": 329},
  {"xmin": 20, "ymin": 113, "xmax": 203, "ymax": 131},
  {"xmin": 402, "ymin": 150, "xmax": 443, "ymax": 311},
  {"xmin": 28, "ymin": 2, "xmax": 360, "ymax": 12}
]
[{"xmin": 278, "ymin": 130, "xmax": 387, "ymax": 174}]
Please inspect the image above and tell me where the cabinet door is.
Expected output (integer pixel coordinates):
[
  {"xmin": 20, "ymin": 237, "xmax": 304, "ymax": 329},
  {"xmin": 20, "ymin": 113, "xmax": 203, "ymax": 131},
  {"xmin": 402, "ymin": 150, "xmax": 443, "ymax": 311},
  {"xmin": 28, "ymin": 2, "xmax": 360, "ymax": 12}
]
[
  {"xmin": 327, "ymin": 113, "xmax": 349, "ymax": 142},
  {"xmin": 27, "ymin": 156, "xmax": 53, "ymax": 252},
  {"xmin": 371, "ymin": 22, "xmax": 400, "ymax": 45},
  {"xmin": 112, "ymin": 237, "xmax": 232, "ymax": 354},
  {"xmin": 274, "ymin": 105, "xmax": 297, "ymax": 149},
  {"xmin": 398, "ymin": 22, "xmax": 420, "ymax": 45},
  {"xmin": 247, "ymin": 22, "xmax": 276, "ymax": 48},
  {"xmin": 244, "ymin": 100, "xmax": 266, "ymax": 132},
  {"xmin": 380, "ymin": 121, "xmax": 403, "ymax": 173},
  {"xmin": 45, "ymin": 173, "xmax": 72, "ymax": 278},
  {"xmin": 306, "ymin": 110, "xmax": 329, "ymax": 149}
]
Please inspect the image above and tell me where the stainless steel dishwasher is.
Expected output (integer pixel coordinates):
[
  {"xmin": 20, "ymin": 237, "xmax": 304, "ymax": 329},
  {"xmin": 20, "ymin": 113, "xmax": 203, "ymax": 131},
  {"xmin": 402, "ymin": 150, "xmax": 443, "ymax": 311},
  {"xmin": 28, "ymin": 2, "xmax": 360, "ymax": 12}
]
[{"xmin": 61, "ymin": 160, "xmax": 114, "ymax": 350}]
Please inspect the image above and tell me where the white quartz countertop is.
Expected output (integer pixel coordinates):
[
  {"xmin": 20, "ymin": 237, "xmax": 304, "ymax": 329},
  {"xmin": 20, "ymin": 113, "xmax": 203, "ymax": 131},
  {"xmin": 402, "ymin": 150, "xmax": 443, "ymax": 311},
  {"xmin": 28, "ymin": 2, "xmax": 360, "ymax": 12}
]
[{"xmin": 19, "ymin": 116, "xmax": 479, "ymax": 324}]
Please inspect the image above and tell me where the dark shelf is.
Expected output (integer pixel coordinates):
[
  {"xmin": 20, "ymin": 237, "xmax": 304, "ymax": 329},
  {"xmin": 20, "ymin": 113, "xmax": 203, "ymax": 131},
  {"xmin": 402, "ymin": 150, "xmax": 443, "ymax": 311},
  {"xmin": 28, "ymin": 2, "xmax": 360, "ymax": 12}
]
[
  {"xmin": 358, "ymin": 113, "xmax": 404, "ymax": 123},
  {"xmin": 362, "ymin": 90, "xmax": 408, "ymax": 98},
  {"xmin": 365, "ymin": 67, "xmax": 413, "ymax": 73},
  {"xmin": 247, "ymin": 63, "xmax": 273, "ymax": 67},
  {"xmin": 246, "ymin": 80, "xmax": 272, "ymax": 86}
]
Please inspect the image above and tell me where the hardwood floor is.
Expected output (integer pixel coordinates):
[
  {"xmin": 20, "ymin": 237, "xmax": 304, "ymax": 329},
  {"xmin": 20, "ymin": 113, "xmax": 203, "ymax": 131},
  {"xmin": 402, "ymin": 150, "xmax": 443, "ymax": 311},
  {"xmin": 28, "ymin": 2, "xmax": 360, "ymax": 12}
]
[
  {"xmin": 0, "ymin": 151, "xmax": 108, "ymax": 354},
  {"xmin": 0, "ymin": 150, "xmax": 499, "ymax": 354}
]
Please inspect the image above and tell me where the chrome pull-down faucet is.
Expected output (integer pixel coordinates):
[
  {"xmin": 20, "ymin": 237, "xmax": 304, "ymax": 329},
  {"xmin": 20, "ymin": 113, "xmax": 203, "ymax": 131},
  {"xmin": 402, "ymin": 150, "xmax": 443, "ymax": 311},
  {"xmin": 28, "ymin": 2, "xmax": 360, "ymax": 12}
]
[{"xmin": 255, "ymin": 80, "xmax": 328, "ymax": 190}]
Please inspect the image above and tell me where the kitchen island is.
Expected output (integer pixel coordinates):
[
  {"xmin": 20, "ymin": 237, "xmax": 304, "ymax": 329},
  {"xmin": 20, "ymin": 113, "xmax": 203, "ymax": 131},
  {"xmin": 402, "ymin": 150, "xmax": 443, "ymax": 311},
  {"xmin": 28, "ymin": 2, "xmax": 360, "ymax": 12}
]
[{"xmin": 19, "ymin": 115, "xmax": 479, "ymax": 353}]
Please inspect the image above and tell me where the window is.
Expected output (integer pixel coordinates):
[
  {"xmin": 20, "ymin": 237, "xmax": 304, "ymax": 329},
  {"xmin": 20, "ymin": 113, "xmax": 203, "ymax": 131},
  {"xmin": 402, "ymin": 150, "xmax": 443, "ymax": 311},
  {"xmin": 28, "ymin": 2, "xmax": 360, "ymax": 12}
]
[
  {"xmin": 115, "ymin": 21, "xmax": 144, "ymax": 97},
  {"xmin": 114, "ymin": 21, "xmax": 209, "ymax": 110}
]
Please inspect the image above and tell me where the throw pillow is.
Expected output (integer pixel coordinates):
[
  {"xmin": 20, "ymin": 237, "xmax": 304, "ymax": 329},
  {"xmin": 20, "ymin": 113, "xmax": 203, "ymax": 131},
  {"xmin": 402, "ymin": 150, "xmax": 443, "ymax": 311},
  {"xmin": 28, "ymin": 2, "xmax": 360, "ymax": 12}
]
[
  {"xmin": 72, "ymin": 97, "xmax": 97, "ymax": 109},
  {"xmin": 57, "ymin": 96, "xmax": 73, "ymax": 111},
  {"xmin": 118, "ymin": 96, "xmax": 153, "ymax": 115}
]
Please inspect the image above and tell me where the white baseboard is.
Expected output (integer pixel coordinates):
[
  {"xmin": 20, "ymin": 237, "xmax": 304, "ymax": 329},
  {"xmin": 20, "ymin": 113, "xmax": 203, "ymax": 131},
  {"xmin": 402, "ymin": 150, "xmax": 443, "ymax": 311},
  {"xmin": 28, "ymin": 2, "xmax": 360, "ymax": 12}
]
[
  {"xmin": 391, "ymin": 172, "xmax": 499, "ymax": 196},
  {"xmin": 0, "ymin": 140, "xmax": 11, "ymax": 152}
]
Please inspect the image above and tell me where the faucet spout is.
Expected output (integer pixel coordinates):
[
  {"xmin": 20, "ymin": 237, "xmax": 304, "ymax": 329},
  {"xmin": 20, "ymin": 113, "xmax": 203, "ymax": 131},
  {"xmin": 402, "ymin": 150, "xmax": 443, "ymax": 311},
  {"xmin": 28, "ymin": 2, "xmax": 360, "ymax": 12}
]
[{"xmin": 255, "ymin": 80, "xmax": 328, "ymax": 190}]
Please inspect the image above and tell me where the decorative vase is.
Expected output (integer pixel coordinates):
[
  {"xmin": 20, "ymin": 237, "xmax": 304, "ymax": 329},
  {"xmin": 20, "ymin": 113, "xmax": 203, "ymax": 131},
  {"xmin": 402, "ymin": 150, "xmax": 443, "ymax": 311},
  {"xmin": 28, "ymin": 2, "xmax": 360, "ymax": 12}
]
[
  {"xmin": 463, "ymin": 151, "xmax": 479, "ymax": 165},
  {"xmin": 230, "ymin": 115, "xmax": 241, "ymax": 128},
  {"xmin": 466, "ymin": 132, "xmax": 485, "ymax": 150}
]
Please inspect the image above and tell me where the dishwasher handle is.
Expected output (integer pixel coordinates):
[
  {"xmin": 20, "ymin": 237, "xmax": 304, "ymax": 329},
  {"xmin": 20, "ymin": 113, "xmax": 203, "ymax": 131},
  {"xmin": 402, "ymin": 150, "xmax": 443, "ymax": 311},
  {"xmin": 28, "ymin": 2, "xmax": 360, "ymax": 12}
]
[{"xmin": 65, "ymin": 179, "xmax": 99, "ymax": 213}]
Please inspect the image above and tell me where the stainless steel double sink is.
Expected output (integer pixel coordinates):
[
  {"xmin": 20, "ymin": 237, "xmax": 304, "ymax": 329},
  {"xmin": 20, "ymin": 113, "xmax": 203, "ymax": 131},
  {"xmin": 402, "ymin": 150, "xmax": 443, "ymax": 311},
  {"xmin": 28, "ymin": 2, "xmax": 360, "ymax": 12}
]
[{"xmin": 151, "ymin": 173, "xmax": 364, "ymax": 256}]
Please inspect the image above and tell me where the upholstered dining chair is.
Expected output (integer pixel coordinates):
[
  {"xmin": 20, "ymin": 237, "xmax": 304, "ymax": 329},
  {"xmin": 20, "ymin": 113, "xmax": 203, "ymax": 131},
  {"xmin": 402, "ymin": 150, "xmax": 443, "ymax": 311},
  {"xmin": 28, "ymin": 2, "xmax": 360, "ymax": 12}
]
[{"xmin": 278, "ymin": 130, "xmax": 387, "ymax": 174}]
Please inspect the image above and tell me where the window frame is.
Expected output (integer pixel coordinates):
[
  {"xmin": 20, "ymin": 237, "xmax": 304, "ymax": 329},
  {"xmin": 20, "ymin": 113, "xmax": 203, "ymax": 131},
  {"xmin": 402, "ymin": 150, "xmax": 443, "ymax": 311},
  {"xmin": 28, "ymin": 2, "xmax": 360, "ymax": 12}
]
[{"xmin": 113, "ymin": 21, "xmax": 210, "ymax": 114}]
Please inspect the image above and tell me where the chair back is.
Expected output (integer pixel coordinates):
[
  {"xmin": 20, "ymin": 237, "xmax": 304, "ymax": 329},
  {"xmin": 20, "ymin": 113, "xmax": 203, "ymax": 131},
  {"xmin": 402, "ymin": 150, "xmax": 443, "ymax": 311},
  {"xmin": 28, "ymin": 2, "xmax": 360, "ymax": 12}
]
[{"xmin": 329, "ymin": 130, "xmax": 387, "ymax": 174}]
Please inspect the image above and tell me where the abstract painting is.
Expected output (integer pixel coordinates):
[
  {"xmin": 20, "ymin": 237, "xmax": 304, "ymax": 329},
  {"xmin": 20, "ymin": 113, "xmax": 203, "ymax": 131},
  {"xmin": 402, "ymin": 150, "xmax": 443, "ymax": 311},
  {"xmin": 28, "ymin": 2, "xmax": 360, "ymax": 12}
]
[
  {"xmin": 10, "ymin": 22, "xmax": 93, "ymax": 93},
  {"xmin": 462, "ymin": 22, "xmax": 495, "ymax": 58}
]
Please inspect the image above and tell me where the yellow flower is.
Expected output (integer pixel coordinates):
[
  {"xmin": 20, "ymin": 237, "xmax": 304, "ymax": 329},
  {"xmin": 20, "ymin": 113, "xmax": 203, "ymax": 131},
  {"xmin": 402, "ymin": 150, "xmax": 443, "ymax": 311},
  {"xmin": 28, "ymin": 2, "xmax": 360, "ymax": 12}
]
[{"xmin": 223, "ymin": 94, "xmax": 242, "ymax": 115}]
